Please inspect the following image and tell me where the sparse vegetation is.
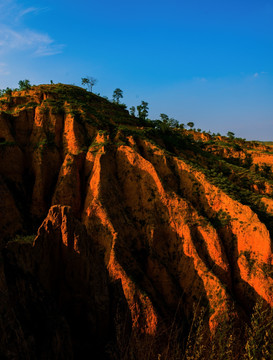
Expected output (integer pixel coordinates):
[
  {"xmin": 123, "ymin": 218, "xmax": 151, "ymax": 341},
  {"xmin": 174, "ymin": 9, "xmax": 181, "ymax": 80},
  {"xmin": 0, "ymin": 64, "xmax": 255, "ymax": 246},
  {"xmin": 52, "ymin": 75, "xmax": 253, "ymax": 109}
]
[{"xmin": 11, "ymin": 234, "xmax": 36, "ymax": 244}]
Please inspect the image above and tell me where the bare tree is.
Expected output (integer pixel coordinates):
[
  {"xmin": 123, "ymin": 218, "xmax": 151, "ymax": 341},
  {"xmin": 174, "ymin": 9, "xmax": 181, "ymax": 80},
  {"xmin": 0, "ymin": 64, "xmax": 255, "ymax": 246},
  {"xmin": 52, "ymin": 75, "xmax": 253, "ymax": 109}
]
[{"xmin": 81, "ymin": 76, "xmax": 97, "ymax": 93}]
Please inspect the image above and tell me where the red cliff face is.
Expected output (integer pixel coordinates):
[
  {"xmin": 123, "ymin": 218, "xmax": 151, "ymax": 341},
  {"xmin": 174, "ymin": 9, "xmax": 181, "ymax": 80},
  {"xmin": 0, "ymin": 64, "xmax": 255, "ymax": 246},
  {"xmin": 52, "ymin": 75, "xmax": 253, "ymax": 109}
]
[{"xmin": 1, "ymin": 84, "xmax": 273, "ymax": 359}]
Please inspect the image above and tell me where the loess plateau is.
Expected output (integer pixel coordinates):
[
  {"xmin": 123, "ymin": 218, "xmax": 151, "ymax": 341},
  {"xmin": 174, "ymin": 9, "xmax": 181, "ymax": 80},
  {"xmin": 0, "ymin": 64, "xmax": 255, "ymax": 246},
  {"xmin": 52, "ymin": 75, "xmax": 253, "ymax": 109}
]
[{"xmin": 1, "ymin": 84, "xmax": 273, "ymax": 359}]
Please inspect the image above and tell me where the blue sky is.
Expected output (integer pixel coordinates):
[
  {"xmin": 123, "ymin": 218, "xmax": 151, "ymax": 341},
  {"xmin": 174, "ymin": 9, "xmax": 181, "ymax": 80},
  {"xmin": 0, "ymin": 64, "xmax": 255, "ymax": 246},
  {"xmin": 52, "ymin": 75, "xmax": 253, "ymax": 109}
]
[{"xmin": 0, "ymin": 0, "xmax": 272, "ymax": 140}]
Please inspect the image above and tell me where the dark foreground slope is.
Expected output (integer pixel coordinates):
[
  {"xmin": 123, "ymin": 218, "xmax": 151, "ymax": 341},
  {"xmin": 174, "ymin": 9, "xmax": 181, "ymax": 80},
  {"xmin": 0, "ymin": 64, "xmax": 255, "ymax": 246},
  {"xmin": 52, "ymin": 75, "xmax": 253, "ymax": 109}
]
[{"xmin": 1, "ymin": 84, "xmax": 273, "ymax": 359}]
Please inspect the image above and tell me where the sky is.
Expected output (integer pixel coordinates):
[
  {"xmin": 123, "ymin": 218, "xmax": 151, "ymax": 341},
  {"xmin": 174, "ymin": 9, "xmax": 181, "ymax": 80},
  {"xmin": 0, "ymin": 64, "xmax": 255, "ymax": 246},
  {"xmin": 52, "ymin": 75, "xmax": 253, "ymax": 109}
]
[{"xmin": 0, "ymin": 0, "xmax": 272, "ymax": 140}]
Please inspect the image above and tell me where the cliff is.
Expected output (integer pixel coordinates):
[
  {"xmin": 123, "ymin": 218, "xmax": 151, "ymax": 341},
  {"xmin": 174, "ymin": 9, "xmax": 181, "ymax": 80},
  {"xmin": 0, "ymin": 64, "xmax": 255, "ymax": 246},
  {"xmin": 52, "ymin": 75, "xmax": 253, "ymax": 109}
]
[{"xmin": 1, "ymin": 84, "xmax": 273, "ymax": 359}]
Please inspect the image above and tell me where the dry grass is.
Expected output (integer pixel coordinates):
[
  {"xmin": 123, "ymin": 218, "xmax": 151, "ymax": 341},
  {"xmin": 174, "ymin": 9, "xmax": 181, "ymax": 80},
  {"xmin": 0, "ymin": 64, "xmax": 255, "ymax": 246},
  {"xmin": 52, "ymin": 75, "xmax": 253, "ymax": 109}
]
[{"xmin": 113, "ymin": 298, "xmax": 273, "ymax": 360}]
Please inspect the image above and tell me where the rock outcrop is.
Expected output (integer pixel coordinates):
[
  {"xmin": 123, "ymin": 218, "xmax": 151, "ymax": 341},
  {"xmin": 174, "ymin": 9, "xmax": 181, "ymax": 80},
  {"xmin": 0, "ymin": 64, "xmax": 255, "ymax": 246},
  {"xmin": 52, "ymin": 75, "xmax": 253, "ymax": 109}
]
[{"xmin": 1, "ymin": 205, "xmax": 114, "ymax": 359}]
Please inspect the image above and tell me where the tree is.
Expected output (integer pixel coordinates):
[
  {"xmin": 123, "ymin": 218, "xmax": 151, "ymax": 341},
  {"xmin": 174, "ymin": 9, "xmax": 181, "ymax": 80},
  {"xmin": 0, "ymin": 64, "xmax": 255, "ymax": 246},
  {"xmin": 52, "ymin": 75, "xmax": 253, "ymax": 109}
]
[
  {"xmin": 160, "ymin": 114, "xmax": 178, "ymax": 127},
  {"xmin": 112, "ymin": 88, "xmax": 123, "ymax": 104},
  {"xmin": 81, "ymin": 76, "xmax": 97, "ymax": 92},
  {"xmin": 129, "ymin": 106, "xmax": 136, "ymax": 116},
  {"xmin": 156, "ymin": 113, "xmax": 179, "ymax": 133},
  {"xmin": 4, "ymin": 87, "xmax": 12, "ymax": 98},
  {"xmin": 157, "ymin": 113, "xmax": 170, "ymax": 133},
  {"xmin": 187, "ymin": 122, "xmax": 194, "ymax": 129},
  {"xmin": 18, "ymin": 79, "xmax": 31, "ymax": 90},
  {"xmin": 137, "ymin": 101, "xmax": 149, "ymax": 120},
  {"xmin": 0, "ymin": 88, "xmax": 12, "ymax": 97},
  {"xmin": 227, "ymin": 131, "xmax": 235, "ymax": 140},
  {"xmin": 169, "ymin": 118, "xmax": 179, "ymax": 128},
  {"xmin": 81, "ymin": 77, "xmax": 89, "ymax": 88},
  {"xmin": 159, "ymin": 113, "xmax": 168, "ymax": 122}
]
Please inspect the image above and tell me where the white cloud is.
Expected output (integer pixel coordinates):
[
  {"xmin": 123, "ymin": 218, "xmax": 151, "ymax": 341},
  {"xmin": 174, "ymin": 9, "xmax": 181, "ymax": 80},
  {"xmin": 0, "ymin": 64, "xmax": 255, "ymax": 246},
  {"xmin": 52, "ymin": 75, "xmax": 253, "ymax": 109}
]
[
  {"xmin": 0, "ymin": 1, "xmax": 63, "ymax": 57},
  {"xmin": 18, "ymin": 7, "xmax": 39, "ymax": 17},
  {"xmin": 0, "ymin": 26, "xmax": 64, "ymax": 56},
  {"xmin": 252, "ymin": 72, "xmax": 268, "ymax": 79},
  {"xmin": 16, "ymin": 6, "xmax": 49, "ymax": 21},
  {"xmin": 34, "ymin": 43, "xmax": 65, "ymax": 57}
]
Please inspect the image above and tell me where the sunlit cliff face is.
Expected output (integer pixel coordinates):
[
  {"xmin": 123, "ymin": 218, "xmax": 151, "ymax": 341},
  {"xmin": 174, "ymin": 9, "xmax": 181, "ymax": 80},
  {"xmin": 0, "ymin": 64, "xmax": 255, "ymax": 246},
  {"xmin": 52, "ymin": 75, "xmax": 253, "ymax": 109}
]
[{"xmin": 1, "ymin": 84, "xmax": 273, "ymax": 358}]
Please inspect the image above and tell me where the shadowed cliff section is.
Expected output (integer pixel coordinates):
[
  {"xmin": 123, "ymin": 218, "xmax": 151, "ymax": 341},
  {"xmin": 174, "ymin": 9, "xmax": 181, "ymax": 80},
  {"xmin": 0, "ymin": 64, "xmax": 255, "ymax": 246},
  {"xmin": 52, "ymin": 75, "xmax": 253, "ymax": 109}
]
[
  {"xmin": 1, "ymin": 205, "xmax": 131, "ymax": 359},
  {"xmin": 1, "ymin": 84, "xmax": 273, "ymax": 358}
]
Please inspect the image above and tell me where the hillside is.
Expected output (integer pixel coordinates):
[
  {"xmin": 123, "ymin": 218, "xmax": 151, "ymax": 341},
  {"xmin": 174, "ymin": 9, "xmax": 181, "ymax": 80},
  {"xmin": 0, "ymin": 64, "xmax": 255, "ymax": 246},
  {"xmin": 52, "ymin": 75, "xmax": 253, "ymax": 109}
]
[{"xmin": 1, "ymin": 84, "xmax": 273, "ymax": 359}]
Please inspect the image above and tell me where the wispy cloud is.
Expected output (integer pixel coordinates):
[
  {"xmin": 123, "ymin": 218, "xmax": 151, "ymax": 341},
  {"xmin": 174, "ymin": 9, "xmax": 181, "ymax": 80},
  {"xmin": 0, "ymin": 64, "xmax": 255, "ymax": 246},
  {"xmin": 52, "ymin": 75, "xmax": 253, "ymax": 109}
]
[
  {"xmin": 0, "ymin": 26, "xmax": 64, "ymax": 56},
  {"xmin": 253, "ymin": 71, "xmax": 268, "ymax": 78},
  {"xmin": 0, "ymin": 1, "xmax": 63, "ymax": 57},
  {"xmin": 18, "ymin": 7, "xmax": 39, "ymax": 17},
  {"xmin": 34, "ymin": 43, "xmax": 65, "ymax": 57},
  {"xmin": 16, "ymin": 6, "xmax": 49, "ymax": 21},
  {"xmin": 0, "ymin": 0, "xmax": 23, "ymax": 23}
]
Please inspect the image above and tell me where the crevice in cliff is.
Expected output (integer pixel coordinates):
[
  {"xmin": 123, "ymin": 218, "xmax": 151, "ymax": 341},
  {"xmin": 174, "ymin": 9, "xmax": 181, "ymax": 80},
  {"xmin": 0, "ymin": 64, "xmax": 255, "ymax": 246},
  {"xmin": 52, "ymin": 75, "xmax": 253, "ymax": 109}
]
[{"xmin": 189, "ymin": 225, "xmax": 230, "ymax": 289}]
